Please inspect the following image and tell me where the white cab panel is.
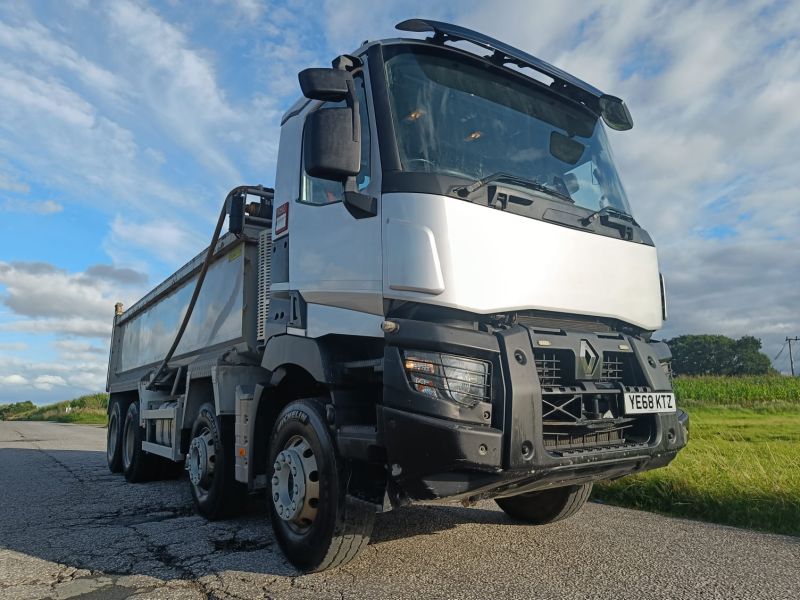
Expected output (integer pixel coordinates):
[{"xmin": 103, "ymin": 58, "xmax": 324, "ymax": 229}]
[
  {"xmin": 386, "ymin": 220, "xmax": 445, "ymax": 294},
  {"xmin": 382, "ymin": 193, "xmax": 663, "ymax": 331},
  {"xmin": 289, "ymin": 200, "xmax": 384, "ymax": 316}
]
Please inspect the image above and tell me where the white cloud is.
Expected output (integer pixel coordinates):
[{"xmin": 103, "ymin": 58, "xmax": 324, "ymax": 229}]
[
  {"xmin": 0, "ymin": 171, "xmax": 29, "ymax": 193},
  {"xmin": 2, "ymin": 198, "xmax": 63, "ymax": 215},
  {"xmin": 0, "ymin": 342, "xmax": 27, "ymax": 351},
  {"xmin": 0, "ymin": 374, "xmax": 28, "ymax": 386},
  {"xmin": 0, "ymin": 352, "xmax": 107, "ymax": 399},
  {"xmin": 33, "ymin": 374, "xmax": 67, "ymax": 391},
  {"xmin": 0, "ymin": 261, "xmax": 116, "ymax": 320},
  {"xmin": 211, "ymin": 0, "xmax": 265, "ymax": 21},
  {"xmin": 1, "ymin": 317, "xmax": 112, "ymax": 338},
  {"xmin": 65, "ymin": 370, "xmax": 106, "ymax": 391},
  {"xmin": 105, "ymin": 1, "xmax": 242, "ymax": 181},
  {"xmin": 0, "ymin": 261, "xmax": 146, "ymax": 346},
  {"xmin": 105, "ymin": 215, "xmax": 206, "ymax": 270},
  {"xmin": 0, "ymin": 19, "xmax": 125, "ymax": 101}
]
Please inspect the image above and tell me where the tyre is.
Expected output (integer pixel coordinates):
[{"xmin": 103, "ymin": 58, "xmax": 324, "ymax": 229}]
[
  {"xmin": 495, "ymin": 483, "xmax": 593, "ymax": 525},
  {"xmin": 122, "ymin": 401, "xmax": 156, "ymax": 483},
  {"xmin": 187, "ymin": 403, "xmax": 245, "ymax": 519},
  {"xmin": 268, "ymin": 398, "xmax": 374, "ymax": 572},
  {"xmin": 107, "ymin": 399, "xmax": 126, "ymax": 473}
]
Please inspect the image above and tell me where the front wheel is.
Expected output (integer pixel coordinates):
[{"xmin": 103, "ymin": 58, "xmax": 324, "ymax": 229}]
[
  {"xmin": 268, "ymin": 399, "xmax": 374, "ymax": 572},
  {"xmin": 495, "ymin": 483, "xmax": 592, "ymax": 525}
]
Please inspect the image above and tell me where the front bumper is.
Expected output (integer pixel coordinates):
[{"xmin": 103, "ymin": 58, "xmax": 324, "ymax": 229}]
[{"xmin": 377, "ymin": 319, "xmax": 689, "ymax": 502}]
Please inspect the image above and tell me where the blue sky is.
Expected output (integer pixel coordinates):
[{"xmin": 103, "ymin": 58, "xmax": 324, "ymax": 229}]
[{"xmin": 1, "ymin": 0, "xmax": 799, "ymax": 403}]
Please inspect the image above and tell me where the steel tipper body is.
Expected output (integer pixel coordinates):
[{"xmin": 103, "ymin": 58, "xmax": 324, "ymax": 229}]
[{"xmin": 105, "ymin": 19, "xmax": 687, "ymax": 572}]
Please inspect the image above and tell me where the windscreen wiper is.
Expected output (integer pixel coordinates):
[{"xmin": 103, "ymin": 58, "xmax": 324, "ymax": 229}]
[
  {"xmin": 454, "ymin": 171, "xmax": 575, "ymax": 204},
  {"xmin": 580, "ymin": 205, "xmax": 638, "ymax": 227}
]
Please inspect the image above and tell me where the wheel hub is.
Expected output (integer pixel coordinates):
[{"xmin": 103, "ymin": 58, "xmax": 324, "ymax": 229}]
[
  {"xmin": 271, "ymin": 436, "xmax": 319, "ymax": 528},
  {"xmin": 187, "ymin": 431, "xmax": 215, "ymax": 487}
]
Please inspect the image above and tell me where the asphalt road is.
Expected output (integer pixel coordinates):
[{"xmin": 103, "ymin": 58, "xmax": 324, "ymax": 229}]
[{"xmin": 0, "ymin": 422, "xmax": 798, "ymax": 600}]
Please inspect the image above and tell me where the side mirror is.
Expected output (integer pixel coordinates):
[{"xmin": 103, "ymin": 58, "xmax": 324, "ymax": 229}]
[
  {"xmin": 303, "ymin": 107, "xmax": 360, "ymax": 180},
  {"xmin": 299, "ymin": 68, "xmax": 351, "ymax": 101},
  {"xmin": 599, "ymin": 95, "xmax": 634, "ymax": 131}
]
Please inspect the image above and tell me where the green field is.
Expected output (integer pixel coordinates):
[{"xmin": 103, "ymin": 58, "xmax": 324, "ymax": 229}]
[
  {"xmin": 0, "ymin": 393, "xmax": 108, "ymax": 424},
  {"xmin": 594, "ymin": 375, "xmax": 800, "ymax": 536}
]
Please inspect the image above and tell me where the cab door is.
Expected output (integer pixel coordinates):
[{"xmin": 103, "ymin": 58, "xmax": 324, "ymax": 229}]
[{"xmin": 287, "ymin": 69, "xmax": 384, "ymax": 327}]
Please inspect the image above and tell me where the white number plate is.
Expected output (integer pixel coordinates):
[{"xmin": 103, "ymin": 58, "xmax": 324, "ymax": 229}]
[{"xmin": 624, "ymin": 392, "xmax": 676, "ymax": 414}]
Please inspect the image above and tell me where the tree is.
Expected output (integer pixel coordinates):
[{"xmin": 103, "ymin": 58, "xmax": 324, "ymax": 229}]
[
  {"xmin": 731, "ymin": 335, "xmax": 773, "ymax": 375},
  {"xmin": 666, "ymin": 334, "xmax": 773, "ymax": 376},
  {"xmin": 0, "ymin": 401, "xmax": 35, "ymax": 421}
]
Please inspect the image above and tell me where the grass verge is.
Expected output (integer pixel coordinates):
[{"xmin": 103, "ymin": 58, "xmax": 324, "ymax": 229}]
[
  {"xmin": 0, "ymin": 393, "xmax": 108, "ymax": 425},
  {"xmin": 594, "ymin": 376, "xmax": 800, "ymax": 537}
]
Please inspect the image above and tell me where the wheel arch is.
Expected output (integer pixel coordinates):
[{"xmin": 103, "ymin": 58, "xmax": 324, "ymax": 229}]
[
  {"xmin": 180, "ymin": 376, "xmax": 215, "ymax": 454},
  {"xmin": 250, "ymin": 363, "xmax": 330, "ymax": 487},
  {"xmin": 261, "ymin": 334, "xmax": 331, "ymax": 384}
]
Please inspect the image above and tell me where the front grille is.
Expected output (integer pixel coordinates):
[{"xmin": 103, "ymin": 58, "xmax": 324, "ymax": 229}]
[
  {"xmin": 599, "ymin": 352, "xmax": 644, "ymax": 385},
  {"xmin": 601, "ymin": 352, "xmax": 624, "ymax": 381},
  {"xmin": 544, "ymin": 427, "xmax": 626, "ymax": 450},
  {"xmin": 533, "ymin": 351, "xmax": 563, "ymax": 386},
  {"xmin": 540, "ymin": 389, "xmax": 653, "ymax": 454},
  {"xmin": 517, "ymin": 312, "xmax": 612, "ymax": 333},
  {"xmin": 530, "ymin": 338, "xmax": 654, "ymax": 453}
]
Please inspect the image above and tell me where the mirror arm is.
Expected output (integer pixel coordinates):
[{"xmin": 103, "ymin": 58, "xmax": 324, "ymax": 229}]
[
  {"xmin": 345, "ymin": 78, "xmax": 360, "ymax": 144},
  {"xmin": 344, "ymin": 190, "xmax": 377, "ymax": 219}
]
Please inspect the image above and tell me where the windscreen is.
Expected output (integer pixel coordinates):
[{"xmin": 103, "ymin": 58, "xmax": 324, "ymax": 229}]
[{"xmin": 384, "ymin": 47, "xmax": 632, "ymax": 215}]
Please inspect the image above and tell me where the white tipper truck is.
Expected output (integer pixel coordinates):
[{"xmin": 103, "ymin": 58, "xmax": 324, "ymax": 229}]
[{"xmin": 105, "ymin": 19, "xmax": 688, "ymax": 572}]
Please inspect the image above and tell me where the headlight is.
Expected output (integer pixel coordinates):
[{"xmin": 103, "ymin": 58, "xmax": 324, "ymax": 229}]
[{"xmin": 402, "ymin": 350, "xmax": 490, "ymax": 407}]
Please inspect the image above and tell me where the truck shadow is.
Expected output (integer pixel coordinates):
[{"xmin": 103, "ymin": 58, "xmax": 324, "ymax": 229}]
[{"xmin": 0, "ymin": 448, "xmax": 512, "ymax": 583}]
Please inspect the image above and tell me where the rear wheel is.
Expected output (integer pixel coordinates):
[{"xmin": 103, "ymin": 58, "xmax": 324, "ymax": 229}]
[
  {"xmin": 268, "ymin": 398, "xmax": 374, "ymax": 572},
  {"xmin": 495, "ymin": 483, "xmax": 592, "ymax": 525},
  {"xmin": 187, "ymin": 403, "xmax": 245, "ymax": 519},
  {"xmin": 106, "ymin": 399, "xmax": 126, "ymax": 473},
  {"xmin": 122, "ymin": 401, "xmax": 156, "ymax": 483}
]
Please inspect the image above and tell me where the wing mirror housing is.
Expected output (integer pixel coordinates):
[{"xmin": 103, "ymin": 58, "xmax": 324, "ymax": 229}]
[
  {"xmin": 303, "ymin": 107, "xmax": 360, "ymax": 180},
  {"xmin": 300, "ymin": 66, "xmax": 361, "ymax": 182},
  {"xmin": 298, "ymin": 68, "xmax": 351, "ymax": 101}
]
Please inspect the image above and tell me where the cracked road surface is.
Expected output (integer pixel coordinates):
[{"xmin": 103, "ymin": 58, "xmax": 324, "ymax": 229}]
[{"xmin": 1, "ymin": 421, "xmax": 798, "ymax": 600}]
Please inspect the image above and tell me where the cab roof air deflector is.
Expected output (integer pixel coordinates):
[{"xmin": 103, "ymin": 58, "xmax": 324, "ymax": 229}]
[{"xmin": 396, "ymin": 18, "xmax": 634, "ymax": 131}]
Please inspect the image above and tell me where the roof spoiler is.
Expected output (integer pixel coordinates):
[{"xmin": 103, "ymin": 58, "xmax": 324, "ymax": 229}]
[{"xmin": 396, "ymin": 18, "xmax": 633, "ymax": 131}]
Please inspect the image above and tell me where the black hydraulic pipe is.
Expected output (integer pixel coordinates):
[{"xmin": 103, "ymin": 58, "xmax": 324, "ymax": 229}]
[{"xmin": 146, "ymin": 185, "xmax": 272, "ymax": 391}]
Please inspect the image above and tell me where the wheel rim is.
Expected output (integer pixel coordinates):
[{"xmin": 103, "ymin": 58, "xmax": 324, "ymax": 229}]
[
  {"xmin": 271, "ymin": 435, "xmax": 319, "ymax": 531},
  {"xmin": 107, "ymin": 411, "xmax": 118, "ymax": 463},
  {"xmin": 122, "ymin": 412, "xmax": 136, "ymax": 470},
  {"xmin": 188, "ymin": 425, "xmax": 216, "ymax": 500}
]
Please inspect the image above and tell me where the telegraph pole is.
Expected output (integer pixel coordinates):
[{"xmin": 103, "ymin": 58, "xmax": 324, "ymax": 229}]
[{"xmin": 787, "ymin": 337, "xmax": 800, "ymax": 377}]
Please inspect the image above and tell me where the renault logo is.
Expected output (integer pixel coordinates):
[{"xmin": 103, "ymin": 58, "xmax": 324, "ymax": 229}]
[{"xmin": 580, "ymin": 340, "xmax": 598, "ymax": 374}]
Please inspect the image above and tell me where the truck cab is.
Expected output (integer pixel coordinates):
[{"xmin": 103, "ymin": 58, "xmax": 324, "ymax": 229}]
[{"xmin": 105, "ymin": 19, "xmax": 688, "ymax": 572}]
